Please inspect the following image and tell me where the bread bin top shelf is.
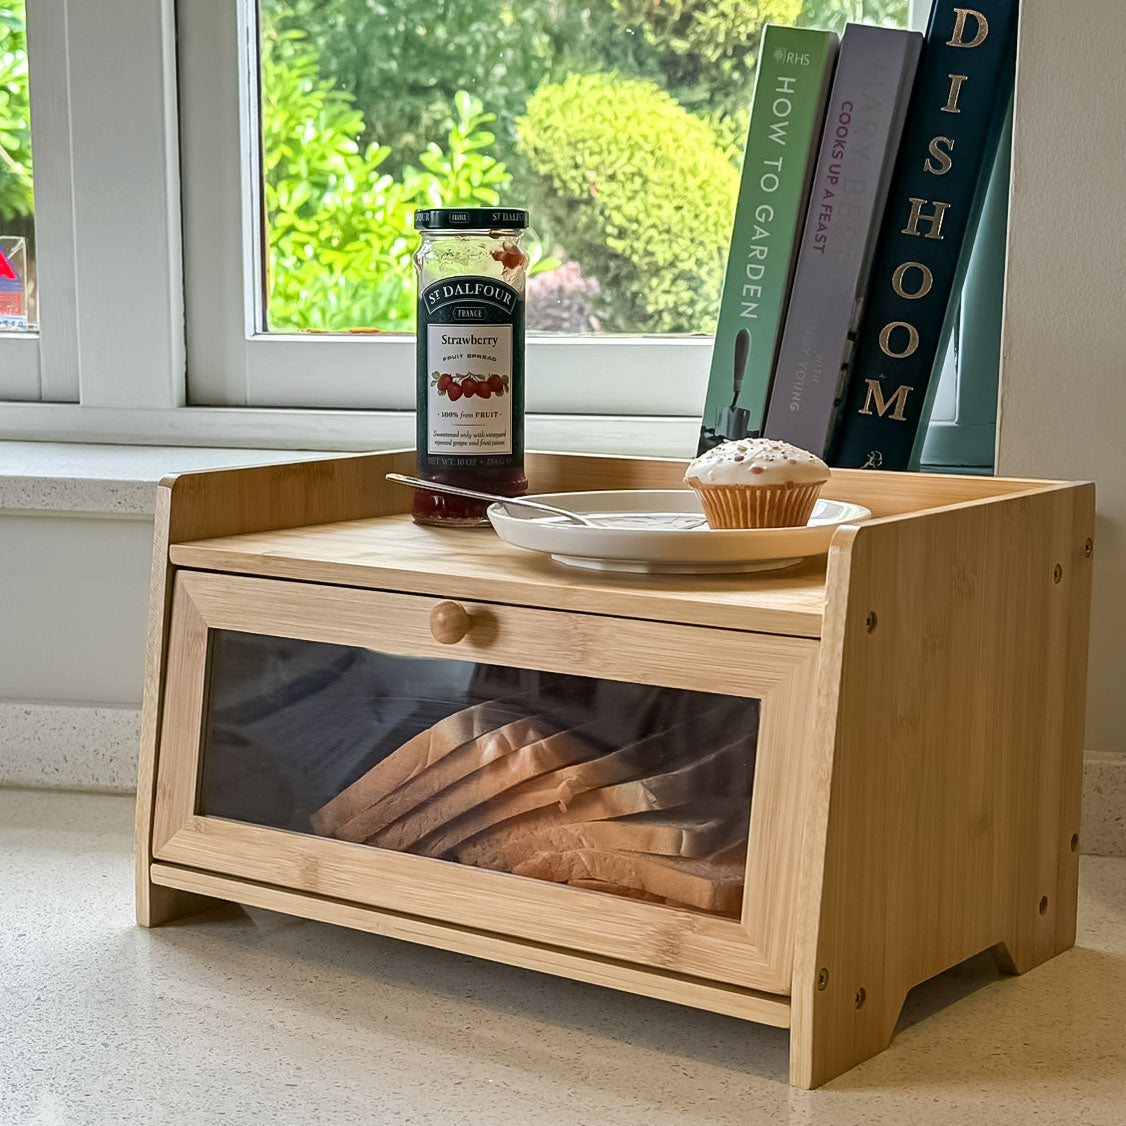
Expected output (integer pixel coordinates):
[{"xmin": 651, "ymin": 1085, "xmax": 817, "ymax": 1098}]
[{"xmin": 163, "ymin": 450, "xmax": 1072, "ymax": 640}]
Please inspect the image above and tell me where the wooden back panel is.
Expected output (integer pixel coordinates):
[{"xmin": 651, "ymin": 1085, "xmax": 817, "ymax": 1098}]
[{"xmin": 525, "ymin": 451, "xmax": 1055, "ymax": 520}]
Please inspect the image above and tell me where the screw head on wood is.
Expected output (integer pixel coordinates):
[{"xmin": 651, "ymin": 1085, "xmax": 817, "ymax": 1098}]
[
  {"xmin": 1053, "ymin": 563, "xmax": 1063, "ymax": 584},
  {"xmin": 865, "ymin": 611, "xmax": 878, "ymax": 633},
  {"xmin": 817, "ymin": 967, "xmax": 829, "ymax": 991},
  {"xmin": 1084, "ymin": 538, "xmax": 1094, "ymax": 559}
]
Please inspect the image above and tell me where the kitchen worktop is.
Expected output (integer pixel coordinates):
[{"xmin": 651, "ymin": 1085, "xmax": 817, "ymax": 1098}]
[{"xmin": 3, "ymin": 787, "xmax": 1124, "ymax": 1124}]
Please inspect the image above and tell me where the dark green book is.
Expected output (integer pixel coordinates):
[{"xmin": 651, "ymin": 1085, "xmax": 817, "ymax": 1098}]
[
  {"xmin": 697, "ymin": 24, "xmax": 837, "ymax": 455},
  {"xmin": 829, "ymin": 0, "xmax": 1018, "ymax": 470}
]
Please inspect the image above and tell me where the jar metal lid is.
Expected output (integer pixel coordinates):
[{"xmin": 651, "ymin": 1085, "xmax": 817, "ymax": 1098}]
[{"xmin": 414, "ymin": 207, "xmax": 529, "ymax": 231}]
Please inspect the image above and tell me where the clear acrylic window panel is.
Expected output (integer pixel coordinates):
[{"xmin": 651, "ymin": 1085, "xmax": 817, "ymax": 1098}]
[
  {"xmin": 254, "ymin": 0, "xmax": 909, "ymax": 338},
  {"xmin": 0, "ymin": 1, "xmax": 36, "ymax": 332},
  {"xmin": 198, "ymin": 630, "xmax": 761, "ymax": 919}
]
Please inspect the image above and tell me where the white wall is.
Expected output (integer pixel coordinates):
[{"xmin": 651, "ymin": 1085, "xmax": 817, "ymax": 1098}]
[
  {"xmin": 999, "ymin": 0, "xmax": 1126, "ymax": 755},
  {"xmin": 1, "ymin": 515, "xmax": 151, "ymax": 704},
  {"xmin": 0, "ymin": 444, "xmax": 326, "ymax": 789}
]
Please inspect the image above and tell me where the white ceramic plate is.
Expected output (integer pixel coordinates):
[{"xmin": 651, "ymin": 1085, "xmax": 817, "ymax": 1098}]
[{"xmin": 487, "ymin": 490, "xmax": 871, "ymax": 573}]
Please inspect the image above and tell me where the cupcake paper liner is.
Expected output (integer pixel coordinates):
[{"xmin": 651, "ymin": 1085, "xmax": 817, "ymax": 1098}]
[{"xmin": 689, "ymin": 481, "xmax": 823, "ymax": 530}]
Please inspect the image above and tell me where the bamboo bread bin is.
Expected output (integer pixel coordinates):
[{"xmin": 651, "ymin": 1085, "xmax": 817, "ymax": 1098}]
[{"xmin": 136, "ymin": 450, "xmax": 1094, "ymax": 1088}]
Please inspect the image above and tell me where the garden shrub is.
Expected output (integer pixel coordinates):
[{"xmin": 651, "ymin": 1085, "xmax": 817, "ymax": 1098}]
[
  {"xmin": 609, "ymin": 0, "xmax": 802, "ymax": 119},
  {"xmin": 518, "ymin": 73, "xmax": 738, "ymax": 334}
]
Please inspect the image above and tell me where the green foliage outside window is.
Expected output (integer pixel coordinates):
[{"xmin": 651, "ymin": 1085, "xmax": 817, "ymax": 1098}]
[
  {"xmin": 607, "ymin": 0, "xmax": 803, "ymax": 119},
  {"xmin": 798, "ymin": 0, "xmax": 908, "ymax": 29},
  {"xmin": 262, "ymin": 13, "xmax": 513, "ymax": 331},
  {"xmin": 0, "ymin": 0, "xmax": 911, "ymax": 333},
  {"xmin": 261, "ymin": 0, "xmax": 911, "ymax": 334},
  {"xmin": 0, "ymin": 0, "xmax": 33, "ymax": 222}
]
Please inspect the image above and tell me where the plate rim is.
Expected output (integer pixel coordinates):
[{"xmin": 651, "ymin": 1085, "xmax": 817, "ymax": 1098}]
[
  {"xmin": 486, "ymin": 490, "xmax": 870, "ymax": 567},
  {"xmin": 487, "ymin": 490, "xmax": 870, "ymax": 537}
]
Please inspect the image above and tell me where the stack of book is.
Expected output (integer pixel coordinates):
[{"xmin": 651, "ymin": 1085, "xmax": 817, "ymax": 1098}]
[{"xmin": 697, "ymin": 0, "xmax": 1018, "ymax": 471}]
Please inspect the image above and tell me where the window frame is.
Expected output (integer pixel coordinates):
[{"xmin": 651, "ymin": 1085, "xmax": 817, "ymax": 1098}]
[
  {"xmin": 0, "ymin": 0, "xmax": 77, "ymax": 402},
  {"xmin": 0, "ymin": 0, "xmax": 1000, "ymax": 467},
  {"xmin": 178, "ymin": 0, "xmax": 711, "ymax": 417},
  {"xmin": 1, "ymin": 0, "xmax": 183, "ymax": 407}
]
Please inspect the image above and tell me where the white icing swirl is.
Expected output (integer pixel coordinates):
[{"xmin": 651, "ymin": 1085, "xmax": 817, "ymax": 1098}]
[{"xmin": 684, "ymin": 438, "xmax": 829, "ymax": 487}]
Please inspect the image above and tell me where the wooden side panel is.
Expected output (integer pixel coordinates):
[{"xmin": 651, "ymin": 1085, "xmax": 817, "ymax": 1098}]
[
  {"xmin": 790, "ymin": 482, "xmax": 1095, "ymax": 1088},
  {"xmin": 1046, "ymin": 485, "xmax": 1095, "ymax": 960},
  {"xmin": 741, "ymin": 644, "xmax": 819, "ymax": 983}
]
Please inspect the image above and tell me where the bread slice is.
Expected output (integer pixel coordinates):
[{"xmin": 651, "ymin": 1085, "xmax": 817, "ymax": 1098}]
[
  {"xmin": 329, "ymin": 713, "xmax": 576, "ymax": 845},
  {"xmin": 453, "ymin": 807, "xmax": 745, "ymax": 868},
  {"xmin": 411, "ymin": 708, "xmax": 747, "ymax": 858},
  {"xmin": 311, "ymin": 696, "xmax": 528, "ymax": 836},
  {"xmin": 566, "ymin": 879, "xmax": 667, "ymax": 904},
  {"xmin": 512, "ymin": 843, "xmax": 749, "ymax": 916}
]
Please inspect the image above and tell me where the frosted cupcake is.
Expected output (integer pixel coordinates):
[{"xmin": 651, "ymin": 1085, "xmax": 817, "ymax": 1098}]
[{"xmin": 684, "ymin": 438, "xmax": 830, "ymax": 529}]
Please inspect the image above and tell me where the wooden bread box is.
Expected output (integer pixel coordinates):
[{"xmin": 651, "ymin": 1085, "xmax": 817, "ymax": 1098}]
[{"xmin": 135, "ymin": 450, "xmax": 1094, "ymax": 1088}]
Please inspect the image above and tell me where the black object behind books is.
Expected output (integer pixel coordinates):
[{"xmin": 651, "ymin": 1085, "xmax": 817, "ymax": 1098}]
[{"xmin": 698, "ymin": 328, "xmax": 752, "ymax": 453}]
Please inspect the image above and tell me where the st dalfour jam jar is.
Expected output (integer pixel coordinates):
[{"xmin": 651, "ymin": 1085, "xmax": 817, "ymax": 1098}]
[{"xmin": 413, "ymin": 207, "xmax": 529, "ymax": 526}]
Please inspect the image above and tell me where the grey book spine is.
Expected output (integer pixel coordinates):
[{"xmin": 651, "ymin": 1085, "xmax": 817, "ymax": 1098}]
[{"xmin": 763, "ymin": 23, "xmax": 922, "ymax": 457}]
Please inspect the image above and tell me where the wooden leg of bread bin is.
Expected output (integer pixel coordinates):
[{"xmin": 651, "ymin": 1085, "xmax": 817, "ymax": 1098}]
[{"xmin": 137, "ymin": 882, "xmax": 218, "ymax": 928}]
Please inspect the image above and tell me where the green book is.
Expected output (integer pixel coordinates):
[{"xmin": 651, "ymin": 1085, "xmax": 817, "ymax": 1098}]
[{"xmin": 698, "ymin": 25, "xmax": 838, "ymax": 455}]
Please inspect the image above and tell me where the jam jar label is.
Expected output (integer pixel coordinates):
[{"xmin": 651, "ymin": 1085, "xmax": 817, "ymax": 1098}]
[
  {"xmin": 425, "ymin": 324, "xmax": 513, "ymax": 455},
  {"xmin": 417, "ymin": 276, "xmax": 524, "ymax": 468}
]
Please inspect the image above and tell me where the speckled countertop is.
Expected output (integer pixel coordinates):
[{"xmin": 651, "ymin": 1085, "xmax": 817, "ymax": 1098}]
[{"xmin": 3, "ymin": 788, "xmax": 1125, "ymax": 1125}]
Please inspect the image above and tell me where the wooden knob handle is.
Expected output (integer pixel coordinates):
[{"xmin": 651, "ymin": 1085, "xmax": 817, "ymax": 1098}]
[{"xmin": 430, "ymin": 600, "xmax": 471, "ymax": 645}]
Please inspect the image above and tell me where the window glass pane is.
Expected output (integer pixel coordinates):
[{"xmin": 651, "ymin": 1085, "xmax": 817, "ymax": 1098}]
[
  {"xmin": 0, "ymin": 0, "xmax": 35, "ymax": 332},
  {"xmin": 199, "ymin": 630, "xmax": 760, "ymax": 919},
  {"xmin": 257, "ymin": 0, "xmax": 907, "ymax": 337}
]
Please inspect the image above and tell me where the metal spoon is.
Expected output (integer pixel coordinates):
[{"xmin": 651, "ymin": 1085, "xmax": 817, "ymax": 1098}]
[{"xmin": 385, "ymin": 473, "xmax": 601, "ymax": 526}]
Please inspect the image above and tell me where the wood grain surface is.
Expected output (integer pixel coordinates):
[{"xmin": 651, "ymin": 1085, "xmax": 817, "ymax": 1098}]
[
  {"xmin": 153, "ymin": 569, "xmax": 818, "ymax": 993},
  {"xmin": 789, "ymin": 480, "xmax": 1095, "ymax": 1088}
]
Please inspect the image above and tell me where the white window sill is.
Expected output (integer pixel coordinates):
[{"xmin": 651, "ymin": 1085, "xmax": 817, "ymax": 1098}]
[
  {"xmin": 0, "ymin": 441, "xmax": 344, "ymax": 516},
  {"xmin": 0, "ymin": 412, "xmax": 699, "ymax": 515}
]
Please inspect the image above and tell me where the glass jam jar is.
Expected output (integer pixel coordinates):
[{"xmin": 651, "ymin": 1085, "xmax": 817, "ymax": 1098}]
[{"xmin": 412, "ymin": 207, "xmax": 530, "ymax": 526}]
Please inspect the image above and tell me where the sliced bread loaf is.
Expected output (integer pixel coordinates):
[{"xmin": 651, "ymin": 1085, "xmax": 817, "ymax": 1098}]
[
  {"xmin": 327, "ymin": 713, "xmax": 570, "ymax": 844},
  {"xmin": 311, "ymin": 696, "xmax": 527, "ymax": 836},
  {"xmin": 410, "ymin": 708, "xmax": 745, "ymax": 857},
  {"xmin": 419, "ymin": 735, "xmax": 755, "ymax": 860}
]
